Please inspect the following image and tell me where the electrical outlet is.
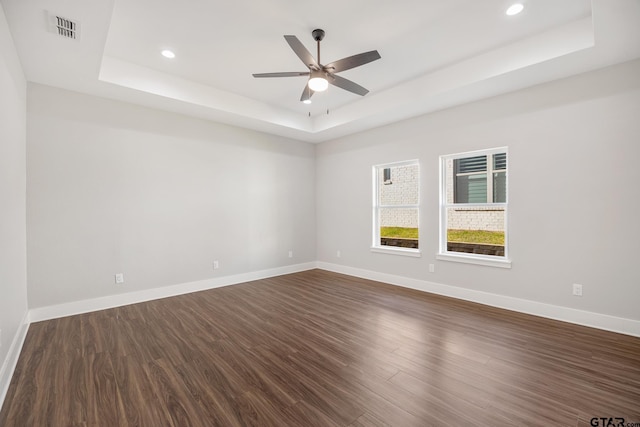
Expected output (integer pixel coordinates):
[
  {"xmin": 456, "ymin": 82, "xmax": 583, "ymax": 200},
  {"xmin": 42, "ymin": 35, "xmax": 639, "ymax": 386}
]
[
  {"xmin": 337, "ymin": 250, "xmax": 341, "ymax": 258},
  {"xmin": 288, "ymin": 251, "xmax": 293, "ymax": 258},
  {"xmin": 213, "ymin": 260, "xmax": 219, "ymax": 270},
  {"xmin": 115, "ymin": 273, "xmax": 124, "ymax": 284},
  {"xmin": 429, "ymin": 264, "xmax": 435, "ymax": 273},
  {"xmin": 572, "ymin": 283, "xmax": 583, "ymax": 296}
]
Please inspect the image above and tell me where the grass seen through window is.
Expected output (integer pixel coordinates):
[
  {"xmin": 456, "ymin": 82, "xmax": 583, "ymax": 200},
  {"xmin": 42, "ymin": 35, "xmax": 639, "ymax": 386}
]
[
  {"xmin": 380, "ymin": 227, "xmax": 418, "ymax": 239},
  {"xmin": 448, "ymin": 229, "xmax": 504, "ymax": 245},
  {"xmin": 381, "ymin": 227, "xmax": 504, "ymax": 245}
]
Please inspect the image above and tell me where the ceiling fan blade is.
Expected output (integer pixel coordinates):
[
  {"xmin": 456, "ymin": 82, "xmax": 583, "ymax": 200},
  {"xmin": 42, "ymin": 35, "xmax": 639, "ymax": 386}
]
[
  {"xmin": 327, "ymin": 74, "xmax": 369, "ymax": 96},
  {"xmin": 253, "ymin": 72, "xmax": 310, "ymax": 78},
  {"xmin": 325, "ymin": 50, "xmax": 381, "ymax": 73},
  {"xmin": 300, "ymin": 85, "xmax": 314, "ymax": 102},
  {"xmin": 284, "ymin": 35, "xmax": 319, "ymax": 69}
]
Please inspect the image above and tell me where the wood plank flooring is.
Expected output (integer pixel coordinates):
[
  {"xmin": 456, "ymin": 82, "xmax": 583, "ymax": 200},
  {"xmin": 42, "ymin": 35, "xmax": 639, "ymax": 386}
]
[{"xmin": 1, "ymin": 269, "xmax": 639, "ymax": 426}]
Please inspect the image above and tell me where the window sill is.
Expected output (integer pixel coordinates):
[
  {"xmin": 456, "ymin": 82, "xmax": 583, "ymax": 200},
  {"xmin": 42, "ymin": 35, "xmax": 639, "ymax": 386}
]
[
  {"xmin": 436, "ymin": 252, "xmax": 511, "ymax": 269},
  {"xmin": 371, "ymin": 246, "xmax": 422, "ymax": 257}
]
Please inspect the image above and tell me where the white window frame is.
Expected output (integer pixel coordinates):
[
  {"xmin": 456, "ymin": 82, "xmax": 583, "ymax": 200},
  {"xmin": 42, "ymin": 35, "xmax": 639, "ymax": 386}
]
[
  {"xmin": 371, "ymin": 159, "xmax": 421, "ymax": 257},
  {"xmin": 437, "ymin": 148, "xmax": 511, "ymax": 268}
]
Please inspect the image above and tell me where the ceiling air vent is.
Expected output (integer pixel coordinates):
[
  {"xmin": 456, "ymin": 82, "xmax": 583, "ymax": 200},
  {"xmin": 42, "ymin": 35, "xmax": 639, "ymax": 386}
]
[{"xmin": 47, "ymin": 12, "xmax": 80, "ymax": 40}]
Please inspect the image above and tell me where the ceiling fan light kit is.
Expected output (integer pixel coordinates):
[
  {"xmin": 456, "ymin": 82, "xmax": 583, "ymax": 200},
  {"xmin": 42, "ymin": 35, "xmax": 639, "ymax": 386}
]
[
  {"xmin": 252, "ymin": 29, "xmax": 380, "ymax": 103},
  {"xmin": 308, "ymin": 70, "xmax": 328, "ymax": 92}
]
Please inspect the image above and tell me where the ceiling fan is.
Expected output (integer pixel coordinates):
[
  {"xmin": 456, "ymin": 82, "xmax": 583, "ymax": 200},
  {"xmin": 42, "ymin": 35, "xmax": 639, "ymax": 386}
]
[{"xmin": 252, "ymin": 29, "xmax": 381, "ymax": 104}]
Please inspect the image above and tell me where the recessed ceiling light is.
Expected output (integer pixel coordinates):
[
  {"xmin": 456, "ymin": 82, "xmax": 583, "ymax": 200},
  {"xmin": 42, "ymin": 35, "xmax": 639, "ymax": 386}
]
[
  {"xmin": 302, "ymin": 99, "xmax": 312, "ymax": 105},
  {"xmin": 506, "ymin": 3, "xmax": 524, "ymax": 15},
  {"xmin": 161, "ymin": 49, "xmax": 175, "ymax": 59}
]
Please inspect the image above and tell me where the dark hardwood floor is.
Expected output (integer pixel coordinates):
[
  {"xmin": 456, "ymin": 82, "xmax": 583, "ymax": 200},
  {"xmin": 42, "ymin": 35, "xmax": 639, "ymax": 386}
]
[{"xmin": 1, "ymin": 269, "xmax": 639, "ymax": 426}]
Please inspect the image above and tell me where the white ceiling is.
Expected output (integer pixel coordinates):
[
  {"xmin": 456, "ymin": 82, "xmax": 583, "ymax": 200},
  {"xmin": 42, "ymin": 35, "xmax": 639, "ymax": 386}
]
[{"xmin": 2, "ymin": 0, "xmax": 640, "ymax": 142}]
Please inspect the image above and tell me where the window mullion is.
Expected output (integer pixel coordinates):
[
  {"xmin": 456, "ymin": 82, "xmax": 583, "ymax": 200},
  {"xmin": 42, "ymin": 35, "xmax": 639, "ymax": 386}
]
[
  {"xmin": 443, "ymin": 202, "xmax": 506, "ymax": 209},
  {"xmin": 487, "ymin": 155, "xmax": 494, "ymax": 203},
  {"xmin": 378, "ymin": 204, "xmax": 419, "ymax": 209}
]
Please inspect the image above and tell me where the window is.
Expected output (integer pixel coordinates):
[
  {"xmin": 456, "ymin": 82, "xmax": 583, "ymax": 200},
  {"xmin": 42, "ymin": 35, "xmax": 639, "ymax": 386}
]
[
  {"xmin": 383, "ymin": 168, "xmax": 392, "ymax": 185},
  {"xmin": 439, "ymin": 148, "xmax": 510, "ymax": 267},
  {"xmin": 454, "ymin": 153, "xmax": 506, "ymax": 203},
  {"xmin": 372, "ymin": 160, "xmax": 420, "ymax": 256}
]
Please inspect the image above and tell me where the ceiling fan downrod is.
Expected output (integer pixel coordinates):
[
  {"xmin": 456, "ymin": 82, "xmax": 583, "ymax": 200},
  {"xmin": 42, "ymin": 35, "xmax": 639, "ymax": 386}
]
[{"xmin": 312, "ymin": 28, "xmax": 325, "ymax": 65}]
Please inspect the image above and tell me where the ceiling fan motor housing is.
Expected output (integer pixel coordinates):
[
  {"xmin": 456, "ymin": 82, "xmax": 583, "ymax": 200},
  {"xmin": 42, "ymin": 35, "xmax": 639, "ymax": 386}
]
[{"xmin": 312, "ymin": 29, "xmax": 325, "ymax": 42}]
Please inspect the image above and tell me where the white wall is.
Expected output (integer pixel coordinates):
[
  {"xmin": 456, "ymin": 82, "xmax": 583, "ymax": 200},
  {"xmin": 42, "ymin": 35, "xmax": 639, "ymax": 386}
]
[
  {"xmin": 317, "ymin": 59, "xmax": 640, "ymax": 324},
  {"xmin": 26, "ymin": 84, "xmax": 316, "ymax": 309},
  {"xmin": 0, "ymin": 2, "xmax": 28, "ymax": 405}
]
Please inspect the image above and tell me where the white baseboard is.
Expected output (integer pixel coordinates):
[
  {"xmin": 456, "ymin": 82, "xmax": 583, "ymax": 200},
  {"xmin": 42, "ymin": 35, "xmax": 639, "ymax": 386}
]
[
  {"xmin": 21, "ymin": 258, "xmax": 640, "ymax": 339},
  {"xmin": 316, "ymin": 262, "xmax": 640, "ymax": 338},
  {"xmin": 29, "ymin": 262, "xmax": 317, "ymax": 323},
  {"xmin": 0, "ymin": 312, "xmax": 30, "ymax": 411}
]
